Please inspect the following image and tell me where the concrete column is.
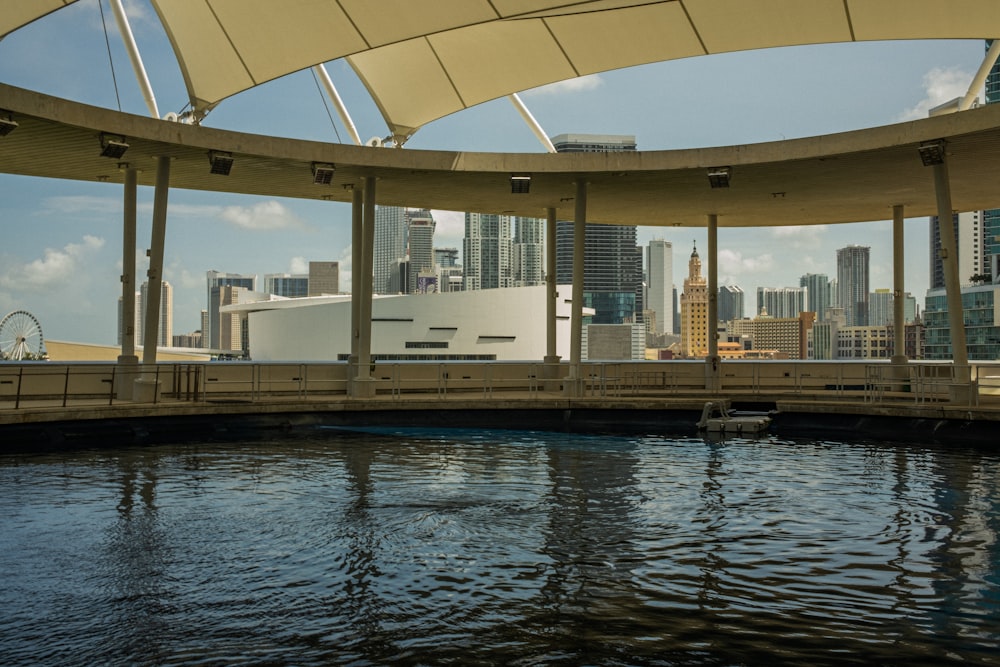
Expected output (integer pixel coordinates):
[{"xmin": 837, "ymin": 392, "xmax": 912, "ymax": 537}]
[
  {"xmin": 891, "ymin": 205, "xmax": 907, "ymax": 364},
  {"xmin": 931, "ymin": 156, "xmax": 971, "ymax": 401},
  {"xmin": 351, "ymin": 176, "xmax": 377, "ymax": 398},
  {"xmin": 544, "ymin": 207, "xmax": 561, "ymax": 389},
  {"xmin": 706, "ymin": 214, "xmax": 720, "ymax": 391},
  {"xmin": 134, "ymin": 155, "xmax": 170, "ymax": 403},
  {"xmin": 565, "ymin": 181, "xmax": 587, "ymax": 396},
  {"xmin": 349, "ymin": 187, "xmax": 363, "ymax": 366},
  {"xmin": 116, "ymin": 166, "xmax": 139, "ymax": 399}
]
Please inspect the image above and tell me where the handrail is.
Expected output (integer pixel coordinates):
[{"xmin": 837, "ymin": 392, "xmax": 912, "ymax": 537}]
[{"xmin": 1, "ymin": 360, "xmax": 994, "ymax": 410}]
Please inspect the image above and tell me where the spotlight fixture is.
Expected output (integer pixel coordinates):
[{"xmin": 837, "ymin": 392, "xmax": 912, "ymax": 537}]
[
  {"xmin": 312, "ymin": 162, "xmax": 336, "ymax": 185},
  {"xmin": 510, "ymin": 174, "xmax": 531, "ymax": 194},
  {"xmin": 707, "ymin": 166, "xmax": 731, "ymax": 189},
  {"xmin": 918, "ymin": 140, "xmax": 946, "ymax": 166},
  {"xmin": 208, "ymin": 150, "xmax": 234, "ymax": 175},
  {"xmin": 0, "ymin": 111, "xmax": 17, "ymax": 137},
  {"xmin": 99, "ymin": 133, "xmax": 129, "ymax": 158}
]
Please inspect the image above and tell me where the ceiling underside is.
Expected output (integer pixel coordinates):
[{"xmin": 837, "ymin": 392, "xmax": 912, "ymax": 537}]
[
  {"xmin": 5, "ymin": 82, "xmax": 1000, "ymax": 228},
  {"xmin": 3, "ymin": 1, "xmax": 1000, "ymax": 141}
]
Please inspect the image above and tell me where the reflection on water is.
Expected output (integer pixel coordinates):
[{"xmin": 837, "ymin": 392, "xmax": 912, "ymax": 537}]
[{"xmin": 0, "ymin": 429, "xmax": 998, "ymax": 665}]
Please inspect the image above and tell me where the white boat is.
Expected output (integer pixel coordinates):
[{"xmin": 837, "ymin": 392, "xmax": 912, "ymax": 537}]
[{"xmin": 697, "ymin": 401, "xmax": 771, "ymax": 435}]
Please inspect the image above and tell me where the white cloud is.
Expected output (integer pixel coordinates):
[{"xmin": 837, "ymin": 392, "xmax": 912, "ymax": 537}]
[
  {"xmin": 289, "ymin": 256, "xmax": 309, "ymax": 274},
  {"xmin": 770, "ymin": 224, "xmax": 827, "ymax": 248},
  {"xmin": 39, "ymin": 195, "xmax": 121, "ymax": 217},
  {"xmin": 161, "ymin": 203, "xmax": 227, "ymax": 218},
  {"xmin": 896, "ymin": 66, "xmax": 972, "ymax": 122},
  {"xmin": 164, "ymin": 260, "xmax": 204, "ymax": 290},
  {"xmin": 1, "ymin": 235, "xmax": 105, "ymax": 291},
  {"xmin": 718, "ymin": 248, "xmax": 775, "ymax": 278},
  {"xmin": 431, "ymin": 210, "xmax": 465, "ymax": 252},
  {"xmin": 219, "ymin": 200, "xmax": 305, "ymax": 230},
  {"xmin": 523, "ymin": 74, "xmax": 604, "ymax": 97}
]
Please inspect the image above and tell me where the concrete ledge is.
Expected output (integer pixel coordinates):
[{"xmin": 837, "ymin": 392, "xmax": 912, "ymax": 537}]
[{"xmin": 2, "ymin": 393, "xmax": 999, "ymax": 452}]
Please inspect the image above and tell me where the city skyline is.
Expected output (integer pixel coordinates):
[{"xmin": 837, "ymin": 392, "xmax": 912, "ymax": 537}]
[{"xmin": 0, "ymin": 3, "xmax": 989, "ymax": 344}]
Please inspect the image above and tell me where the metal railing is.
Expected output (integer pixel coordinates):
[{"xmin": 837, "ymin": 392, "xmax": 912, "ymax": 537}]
[{"xmin": 1, "ymin": 360, "xmax": 994, "ymax": 410}]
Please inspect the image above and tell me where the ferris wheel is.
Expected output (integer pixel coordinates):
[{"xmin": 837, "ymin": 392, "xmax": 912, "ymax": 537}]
[{"xmin": 0, "ymin": 310, "xmax": 45, "ymax": 360}]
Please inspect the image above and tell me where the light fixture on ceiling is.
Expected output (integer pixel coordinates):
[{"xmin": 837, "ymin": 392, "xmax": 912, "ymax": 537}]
[
  {"xmin": 510, "ymin": 174, "xmax": 531, "ymax": 194},
  {"xmin": 918, "ymin": 140, "xmax": 946, "ymax": 166},
  {"xmin": 312, "ymin": 162, "xmax": 335, "ymax": 185},
  {"xmin": 208, "ymin": 150, "xmax": 234, "ymax": 175},
  {"xmin": 100, "ymin": 133, "xmax": 129, "ymax": 158},
  {"xmin": 707, "ymin": 166, "xmax": 731, "ymax": 188},
  {"xmin": 0, "ymin": 111, "xmax": 17, "ymax": 137}
]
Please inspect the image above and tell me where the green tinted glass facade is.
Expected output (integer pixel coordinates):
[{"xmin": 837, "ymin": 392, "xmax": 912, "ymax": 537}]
[{"xmin": 923, "ymin": 286, "xmax": 1000, "ymax": 360}]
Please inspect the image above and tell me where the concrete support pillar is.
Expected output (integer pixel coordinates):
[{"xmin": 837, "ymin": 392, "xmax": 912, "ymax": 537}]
[
  {"xmin": 351, "ymin": 176, "xmax": 377, "ymax": 398},
  {"xmin": 566, "ymin": 181, "xmax": 587, "ymax": 397},
  {"xmin": 891, "ymin": 205, "xmax": 908, "ymax": 364},
  {"xmin": 544, "ymin": 207, "xmax": 561, "ymax": 389},
  {"xmin": 931, "ymin": 155, "xmax": 972, "ymax": 401},
  {"xmin": 889, "ymin": 204, "xmax": 911, "ymax": 393},
  {"xmin": 134, "ymin": 155, "xmax": 170, "ymax": 403},
  {"xmin": 349, "ymin": 187, "xmax": 363, "ymax": 366},
  {"xmin": 116, "ymin": 167, "xmax": 139, "ymax": 399},
  {"xmin": 706, "ymin": 214, "xmax": 720, "ymax": 391}
]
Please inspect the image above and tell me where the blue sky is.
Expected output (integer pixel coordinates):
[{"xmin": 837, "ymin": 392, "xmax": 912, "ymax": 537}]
[{"xmin": 0, "ymin": 1, "xmax": 988, "ymax": 345}]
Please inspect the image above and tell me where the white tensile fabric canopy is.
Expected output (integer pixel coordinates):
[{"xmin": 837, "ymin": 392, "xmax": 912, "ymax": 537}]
[{"xmin": 4, "ymin": 1, "xmax": 1000, "ymax": 144}]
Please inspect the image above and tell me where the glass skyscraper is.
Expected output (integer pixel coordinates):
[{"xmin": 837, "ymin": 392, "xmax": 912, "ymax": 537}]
[
  {"xmin": 985, "ymin": 40, "xmax": 1000, "ymax": 276},
  {"xmin": 836, "ymin": 245, "xmax": 870, "ymax": 327},
  {"xmin": 463, "ymin": 213, "xmax": 512, "ymax": 291},
  {"xmin": 512, "ymin": 216, "xmax": 545, "ymax": 287},
  {"xmin": 717, "ymin": 284, "xmax": 744, "ymax": 324},
  {"xmin": 552, "ymin": 134, "xmax": 642, "ymax": 324},
  {"xmin": 206, "ymin": 271, "xmax": 256, "ymax": 349},
  {"xmin": 646, "ymin": 239, "xmax": 673, "ymax": 334},
  {"xmin": 800, "ymin": 273, "xmax": 831, "ymax": 322},
  {"xmin": 374, "ymin": 205, "xmax": 409, "ymax": 295}
]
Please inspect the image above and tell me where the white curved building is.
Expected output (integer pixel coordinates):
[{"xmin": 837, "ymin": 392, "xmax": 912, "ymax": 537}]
[{"xmin": 227, "ymin": 285, "xmax": 583, "ymax": 362}]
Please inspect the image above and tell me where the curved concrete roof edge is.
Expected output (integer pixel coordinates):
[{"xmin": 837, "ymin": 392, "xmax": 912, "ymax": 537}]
[{"xmin": 5, "ymin": 82, "xmax": 1000, "ymax": 228}]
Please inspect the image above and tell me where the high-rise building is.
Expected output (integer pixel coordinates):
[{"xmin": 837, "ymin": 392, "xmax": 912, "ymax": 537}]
[
  {"xmin": 308, "ymin": 262, "xmax": 339, "ymax": 296},
  {"xmin": 216, "ymin": 285, "xmax": 249, "ymax": 353},
  {"xmin": 679, "ymin": 244, "xmax": 708, "ymax": 357},
  {"xmin": 551, "ymin": 133, "xmax": 637, "ymax": 152},
  {"xmin": 463, "ymin": 213, "xmax": 512, "ymax": 290},
  {"xmin": 373, "ymin": 205, "xmax": 409, "ymax": 295},
  {"xmin": 756, "ymin": 286, "xmax": 806, "ymax": 318},
  {"xmin": 646, "ymin": 239, "xmax": 673, "ymax": 334},
  {"xmin": 265, "ymin": 274, "xmax": 309, "ymax": 298},
  {"xmin": 553, "ymin": 133, "xmax": 641, "ymax": 325},
  {"xmin": 435, "ymin": 248, "xmax": 463, "ymax": 293},
  {"xmin": 718, "ymin": 284, "xmax": 744, "ymax": 323},
  {"xmin": 138, "ymin": 280, "xmax": 172, "ymax": 347},
  {"xmin": 984, "ymin": 40, "xmax": 1000, "ymax": 280},
  {"xmin": 929, "ymin": 211, "xmax": 985, "ymax": 289},
  {"xmin": 207, "ymin": 271, "xmax": 256, "ymax": 349},
  {"xmin": 836, "ymin": 245, "xmax": 870, "ymax": 327},
  {"xmin": 117, "ymin": 290, "xmax": 140, "ymax": 346},
  {"xmin": 924, "ymin": 284, "xmax": 1000, "ymax": 360},
  {"xmin": 407, "ymin": 213, "xmax": 436, "ymax": 294},
  {"xmin": 512, "ymin": 216, "xmax": 545, "ymax": 287},
  {"xmin": 869, "ymin": 288, "xmax": 894, "ymax": 327},
  {"xmin": 435, "ymin": 248, "xmax": 459, "ymax": 268},
  {"xmin": 800, "ymin": 273, "xmax": 831, "ymax": 322}
]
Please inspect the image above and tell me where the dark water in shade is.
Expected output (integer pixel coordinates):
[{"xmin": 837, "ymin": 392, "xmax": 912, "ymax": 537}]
[{"xmin": 1, "ymin": 427, "xmax": 998, "ymax": 666}]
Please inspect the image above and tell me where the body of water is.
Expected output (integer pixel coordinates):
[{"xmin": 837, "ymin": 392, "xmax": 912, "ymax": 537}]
[{"xmin": 1, "ymin": 427, "xmax": 998, "ymax": 665}]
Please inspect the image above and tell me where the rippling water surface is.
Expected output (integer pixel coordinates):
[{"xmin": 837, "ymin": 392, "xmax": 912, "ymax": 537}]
[{"xmin": 1, "ymin": 427, "xmax": 998, "ymax": 665}]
